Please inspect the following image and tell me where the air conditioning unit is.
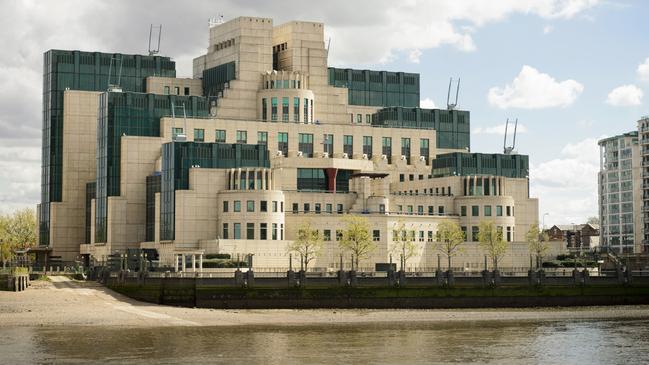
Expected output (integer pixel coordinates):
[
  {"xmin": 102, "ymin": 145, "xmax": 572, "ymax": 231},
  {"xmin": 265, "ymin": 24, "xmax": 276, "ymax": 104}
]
[
  {"xmin": 362, "ymin": 154, "xmax": 368, "ymax": 160},
  {"xmin": 381, "ymin": 154, "xmax": 387, "ymax": 160},
  {"xmin": 297, "ymin": 151, "xmax": 304, "ymax": 157},
  {"xmin": 276, "ymin": 150, "xmax": 283, "ymax": 157},
  {"xmin": 419, "ymin": 156, "xmax": 426, "ymax": 162},
  {"xmin": 342, "ymin": 153, "xmax": 349, "ymax": 159},
  {"xmin": 322, "ymin": 152, "xmax": 329, "ymax": 158},
  {"xmin": 400, "ymin": 155, "xmax": 407, "ymax": 161}
]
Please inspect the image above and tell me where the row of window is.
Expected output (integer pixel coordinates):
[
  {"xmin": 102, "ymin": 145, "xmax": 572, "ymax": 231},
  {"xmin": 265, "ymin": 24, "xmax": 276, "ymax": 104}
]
[
  {"xmin": 261, "ymin": 97, "xmax": 312, "ymax": 123},
  {"xmin": 394, "ymin": 205, "xmax": 446, "ymax": 215},
  {"xmin": 264, "ymin": 80, "xmax": 302, "ymax": 90},
  {"xmin": 163, "ymin": 86, "xmax": 190, "ymax": 96},
  {"xmin": 222, "ymin": 222, "xmax": 284, "ymax": 240},
  {"xmin": 351, "ymin": 113, "xmax": 373, "ymax": 124},
  {"xmin": 462, "ymin": 226, "xmax": 515, "ymax": 242},
  {"xmin": 291, "ymin": 202, "xmax": 345, "ymax": 214},
  {"xmin": 395, "ymin": 186, "xmax": 452, "ymax": 196},
  {"xmin": 223, "ymin": 200, "xmax": 284, "ymax": 213},
  {"xmin": 460, "ymin": 205, "xmax": 514, "ymax": 217}
]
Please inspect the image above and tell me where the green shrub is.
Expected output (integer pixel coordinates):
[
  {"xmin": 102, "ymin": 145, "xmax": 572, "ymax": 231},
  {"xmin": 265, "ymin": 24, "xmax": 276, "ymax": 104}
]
[
  {"xmin": 542, "ymin": 261, "xmax": 559, "ymax": 268},
  {"xmin": 202, "ymin": 260, "xmax": 248, "ymax": 268}
]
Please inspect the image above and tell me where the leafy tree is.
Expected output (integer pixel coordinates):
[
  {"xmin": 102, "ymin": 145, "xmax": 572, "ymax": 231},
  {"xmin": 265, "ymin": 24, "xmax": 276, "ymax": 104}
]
[
  {"xmin": 391, "ymin": 219, "xmax": 419, "ymax": 270},
  {"xmin": 0, "ymin": 208, "xmax": 37, "ymax": 268},
  {"xmin": 286, "ymin": 220, "xmax": 323, "ymax": 271},
  {"xmin": 477, "ymin": 220, "xmax": 507, "ymax": 270},
  {"xmin": 435, "ymin": 220, "xmax": 465, "ymax": 270},
  {"xmin": 526, "ymin": 224, "xmax": 550, "ymax": 269},
  {"xmin": 339, "ymin": 215, "xmax": 375, "ymax": 270},
  {"xmin": 586, "ymin": 216, "xmax": 600, "ymax": 225}
]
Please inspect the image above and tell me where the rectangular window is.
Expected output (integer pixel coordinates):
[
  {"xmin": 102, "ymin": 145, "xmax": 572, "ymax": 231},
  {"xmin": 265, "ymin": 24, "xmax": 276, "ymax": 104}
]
[
  {"xmin": 326, "ymin": 203, "xmax": 333, "ymax": 214},
  {"xmin": 247, "ymin": 223, "xmax": 255, "ymax": 239},
  {"xmin": 366, "ymin": 114, "xmax": 371, "ymax": 124},
  {"xmin": 236, "ymin": 130, "xmax": 247, "ymax": 143},
  {"xmin": 299, "ymin": 133, "xmax": 314, "ymax": 157},
  {"xmin": 324, "ymin": 229, "xmax": 332, "ymax": 241},
  {"xmin": 282, "ymin": 97, "xmax": 289, "ymax": 121},
  {"xmin": 428, "ymin": 206, "xmax": 434, "ymax": 215},
  {"xmin": 315, "ymin": 203, "xmax": 321, "ymax": 214},
  {"xmin": 174, "ymin": 86, "xmax": 180, "ymax": 95},
  {"xmin": 343, "ymin": 135, "xmax": 353, "ymax": 156},
  {"xmin": 379, "ymin": 204, "xmax": 385, "ymax": 213},
  {"xmin": 215, "ymin": 129, "xmax": 226, "ymax": 143},
  {"xmin": 262, "ymin": 98, "xmax": 268, "ymax": 121},
  {"xmin": 281, "ymin": 202, "xmax": 284, "ymax": 212},
  {"xmin": 472, "ymin": 226, "xmax": 479, "ymax": 242},
  {"xmin": 260, "ymin": 223, "xmax": 267, "ymax": 240},
  {"xmin": 247, "ymin": 200, "xmax": 255, "ymax": 212},
  {"xmin": 193, "ymin": 128, "xmax": 204, "ymax": 142},
  {"xmin": 272, "ymin": 223, "xmax": 278, "ymax": 240},
  {"xmin": 164, "ymin": 86, "xmax": 170, "ymax": 95},
  {"xmin": 506, "ymin": 206, "xmax": 512, "ymax": 216},
  {"xmin": 337, "ymin": 204, "xmax": 343, "ymax": 214},
  {"xmin": 184, "ymin": 87, "xmax": 190, "ymax": 96},
  {"xmin": 382, "ymin": 137, "xmax": 392, "ymax": 163},
  {"xmin": 223, "ymin": 201, "xmax": 229, "ymax": 212},
  {"xmin": 363, "ymin": 136, "xmax": 372, "ymax": 158},
  {"xmin": 427, "ymin": 231, "xmax": 434, "ymax": 242},
  {"xmin": 438, "ymin": 206, "xmax": 445, "ymax": 214},
  {"xmin": 278, "ymin": 132, "xmax": 288, "ymax": 157},
  {"xmin": 260, "ymin": 200, "xmax": 268, "ymax": 212},
  {"xmin": 373, "ymin": 230, "xmax": 381, "ymax": 241},
  {"xmin": 506, "ymin": 226, "xmax": 512, "ymax": 242},
  {"xmin": 357, "ymin": 114, "xmax": 362, "ymax": 123},
  {"xmin": 323, "ymin": 134, "xmax": 333, "ymax": 156},
  {"xmin": 234, "ymin": 200, "xmax": 241, "ymax": 212},
  {"xmin": 496, "ymin": 205, "xmax": 503, "ymax": 216},
  {"xmin": 419, "ymin": 231, "xmax": 425, "ymax": 242},
  {"xmin": 272, "ymin": 201, "xmax": 278, "ymax": 212},
  {"xmin": 471, "ymin": 205, "xmax": 479, "ymax": 217},
  {"xmin": 304, "ymin": 203, "xmax": 310, "ymax": 213},
  {"xmin": 294, "ymin": 97, "xmax": 300, "ymax": 122},
  {"xmin": 420, "ymin": 138, "xmax": 429, "ymax": 163},
  {"xmin": 336, "ymin": 230, "xmax": 343, "ymax": 241},
  {"xmin": 257, "ymin": 131, "xmax": 268, "ymax": 145},
  {"xmin": 172, "ymin": 127, "xmax": 184, "ymax": 139},
  {"xmin": 292, "ymin": 203, "xmax": 298, "ymax": 213},
  {"xmin": 223, "ymin": 223, "xmax": 229, "ymax": 239},
  {"xmin": 304, "ymin": 98, "xmax": 309, "ymax": 123},
  {"xmin": 310, "ymin": 99, "xmax": 314, "ymax": 123},
  {"xmin": 401, "ymin": 138, "xmax": 411, "ymax": 164},
  {"xmin": 407, "ymin": 205, "xmax": 413, "ymax": 215},
  {"xmin": 461, "ymin": 206, "xmax": 466, "ymax": 216},
  {"xmin": 417, "ymin": 205, "xmax": 424, "ymax": 215},
  {"xmin": 234, "ymin": 223, "xmax": 241, "ymax": 239},
  {"xmin": 484, "ymin": 205, "xmax": 492, "ymax": 216},
  {"xmin": 271, "ymin": 97, "xmax": 278, "ymax": 121}
]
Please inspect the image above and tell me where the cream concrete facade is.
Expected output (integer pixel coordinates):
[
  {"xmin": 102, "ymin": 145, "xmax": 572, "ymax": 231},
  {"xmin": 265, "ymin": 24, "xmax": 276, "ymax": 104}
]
[{"xmin": 41, "ymin": 16, "xmax": 545, "ymax": 270}]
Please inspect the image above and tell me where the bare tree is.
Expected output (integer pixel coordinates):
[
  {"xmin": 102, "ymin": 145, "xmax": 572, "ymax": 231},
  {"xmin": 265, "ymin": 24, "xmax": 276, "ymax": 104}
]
[
  {"xmin": 477, "ymin": 221, "xmax": 507, "ymax": 270},
  {"xmin": 286, "ymin": 220, "xmax": 323, "ymax": 271},
  {"xmin": 526, "ymin": 224, "xmax": 550, "ymax": 269},
  {"xmin": 339, "ymin": 215, "xmax": 375, "ymax": 270},
  {"xmin": 436, "ymin": 220, "xmax": 465, "ymax": 271}
]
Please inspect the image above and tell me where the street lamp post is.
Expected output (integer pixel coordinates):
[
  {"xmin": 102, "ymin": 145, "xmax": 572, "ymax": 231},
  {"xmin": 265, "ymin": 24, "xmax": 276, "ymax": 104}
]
[{"xmin": 542, "ymin": 213, "xmax": 549, "ymax": 231}]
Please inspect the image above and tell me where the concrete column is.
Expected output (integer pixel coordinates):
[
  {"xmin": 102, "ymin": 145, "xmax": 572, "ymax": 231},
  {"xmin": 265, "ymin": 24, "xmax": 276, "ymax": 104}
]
[
  {"xmin": 245, "ymin": 168, "xmax": 250, "ymax": 190},
  {"xmin": 174, "ymin": 254, "xmax": 179, "ymax": 272},
  {"xmin": 191, "ymin": 254, "xmax": 196, "ymax": 272},
  {"xmin": 261, "ymin": 169, "xmax": 267, "ymax": 190},
  {"xmin": 199, "ymin": 254, "xmax": 203, "ymax": 272},
  {"xmin": 270, "ymin": 169, "xmax": 274, "ymax": 190},
  {"xmin": 181, "ymin": 254, "xmax": 186, "ymax": 272},
  {"xmin": 464, "ymin": 177, "xmax": 468, "ymax": 196}
]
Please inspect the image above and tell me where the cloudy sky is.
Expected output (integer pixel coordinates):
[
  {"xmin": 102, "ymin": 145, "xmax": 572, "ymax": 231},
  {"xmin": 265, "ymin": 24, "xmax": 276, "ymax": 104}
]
[{"xmin": 1, "ymin": 0, "xmax": 647, "ymax": 226}]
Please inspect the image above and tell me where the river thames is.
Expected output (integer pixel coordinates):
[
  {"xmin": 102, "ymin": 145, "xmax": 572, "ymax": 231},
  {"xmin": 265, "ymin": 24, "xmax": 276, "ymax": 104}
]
[{"xmin": 2, "ymin": 318, "xmax": 648, "ymax": 364}]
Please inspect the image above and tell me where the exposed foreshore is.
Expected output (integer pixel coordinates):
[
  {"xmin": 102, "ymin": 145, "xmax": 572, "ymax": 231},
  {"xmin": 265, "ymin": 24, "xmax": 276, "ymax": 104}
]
[{"xmin": 1, "ymin": 276, "xmax": 649, "ymax": 327}]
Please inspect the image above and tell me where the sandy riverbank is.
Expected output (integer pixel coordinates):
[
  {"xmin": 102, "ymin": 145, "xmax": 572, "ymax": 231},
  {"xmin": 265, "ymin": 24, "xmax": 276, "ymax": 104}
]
[{"xmin": 1, "ymin": 276, "xmax": 649, "ymax": 327}]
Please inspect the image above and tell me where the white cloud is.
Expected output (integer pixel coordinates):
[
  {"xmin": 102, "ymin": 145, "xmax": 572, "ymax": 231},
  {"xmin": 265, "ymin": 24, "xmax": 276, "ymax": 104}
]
[
  {"xmin": 472, "ymin": 123, "xmax": 528, "ymax": 135},
  {"xmin": 577, "ymin": 119, "xmax": 594, "ymax": 128},
  {"xmin": 488, "ymin": 65, "xmax": 584, "ymax": 109},
  {"xmin": 638, "ymin": 57, "xmax": 649, "ymax": 82},
  {"xmin": 530, "ymin": 136, "xmax": 603, "ymax": 225},
  {"xmin": 408, "ymin": 49, "xmax": 423, "ymax": 64},
  {"xmin": 605, "ymin": 84, "xmax": 643, "ymax": 106},
  {"xmin": 420, "ymin": 98, "xmax": 436, "ymax": 109},
  {"xmin": 543, "ymin": 25, "xmax": 554, "ymax": 34}
]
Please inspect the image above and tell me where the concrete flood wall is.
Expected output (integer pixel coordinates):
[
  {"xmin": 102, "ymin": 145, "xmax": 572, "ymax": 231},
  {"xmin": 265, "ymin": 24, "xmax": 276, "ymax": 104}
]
[{"xmin": 106, "ymin": 270, "xmax": 649, "ymax": 309}]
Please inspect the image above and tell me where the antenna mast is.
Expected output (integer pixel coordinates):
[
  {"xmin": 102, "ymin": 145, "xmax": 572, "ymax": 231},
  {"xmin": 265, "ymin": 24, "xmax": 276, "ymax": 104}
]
[
  {"xmin": 447, "ymin": 77, "xmax": 461, "ymax": 110},
  {"xmin": 503, "ymin": 118, "xmax": 519, "ymax": 155}
]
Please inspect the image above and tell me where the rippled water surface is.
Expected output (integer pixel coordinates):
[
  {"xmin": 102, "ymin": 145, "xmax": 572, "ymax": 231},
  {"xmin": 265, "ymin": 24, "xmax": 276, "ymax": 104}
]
[{"xmin": 2, "ymin": 318, "xmax": 649, "ymax": 364}]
